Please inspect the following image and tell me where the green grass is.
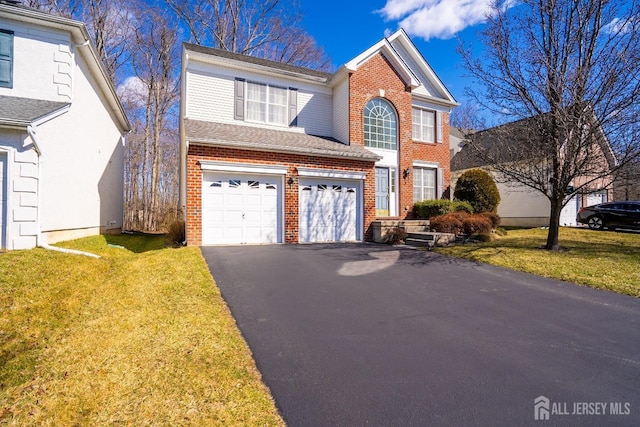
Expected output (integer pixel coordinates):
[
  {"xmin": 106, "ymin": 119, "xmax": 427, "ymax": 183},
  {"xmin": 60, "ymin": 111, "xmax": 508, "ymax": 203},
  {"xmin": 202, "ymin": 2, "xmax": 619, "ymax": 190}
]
[
  {"xmin": 434, "ymin": 227, "xmax": 640, "ymax": 297},
  {"xmin": 0, "ymin": 235, "xmax": 284, "ymax": 426}
]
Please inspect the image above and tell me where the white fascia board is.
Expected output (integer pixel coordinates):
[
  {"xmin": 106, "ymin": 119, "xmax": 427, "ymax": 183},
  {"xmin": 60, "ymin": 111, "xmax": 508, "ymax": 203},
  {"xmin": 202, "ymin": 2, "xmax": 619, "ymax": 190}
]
[
  {"xmin": 199, "ymin": 160, "xmax": 288, "ymax": 175},
  {"xmin": 387, "ymin": 29, "xmax": 457, "ymax": 105},
  {"xmin": 297, "ymin": 167, "xmax": 366, "ymax": 180},
  {"xmin": 344, "ymin": 39, "xmax": 419, "ymax": 89},
  {"xmin": 412, "ymin": 93, "xmax": 459, "ymax": 109},
  {"xmin": 413, "ymin": 160, "xmax": 440, "ymax": 168},
  {"xmin": 187, "ymin": 51, "xmax": 329, "ymax": 85},
  {"xmin": 32, "ymin": 104, "xmax": 71, "ymax": 126}
]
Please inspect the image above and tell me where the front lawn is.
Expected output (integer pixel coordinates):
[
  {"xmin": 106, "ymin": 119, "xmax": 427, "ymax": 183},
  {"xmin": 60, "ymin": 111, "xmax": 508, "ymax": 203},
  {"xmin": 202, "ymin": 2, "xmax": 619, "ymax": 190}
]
[
  {"xmin": 434, "ymin": 227, "xmax": 640, "ymax": 297},
  {"xmin": 0, "ymin": 234, "xmax": 284, "ymax": 425}
]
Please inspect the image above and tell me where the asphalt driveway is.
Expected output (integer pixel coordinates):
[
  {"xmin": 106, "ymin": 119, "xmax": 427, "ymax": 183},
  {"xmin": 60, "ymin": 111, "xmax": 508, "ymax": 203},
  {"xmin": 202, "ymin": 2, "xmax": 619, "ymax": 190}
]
[{"xmin": 201, "ymin": 244, "xmax": 640, "ymax": 426}]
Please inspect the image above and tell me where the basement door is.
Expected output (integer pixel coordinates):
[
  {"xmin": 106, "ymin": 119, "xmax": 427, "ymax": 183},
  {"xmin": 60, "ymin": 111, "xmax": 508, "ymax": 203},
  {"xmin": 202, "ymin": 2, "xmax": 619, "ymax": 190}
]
[
  {"xmin": 202, "ymin": 172, "xmax": 282, "ymax": 244},
  {"xmin": 298, "ymin": 178, "xmax": 360, "ymax": 243}
]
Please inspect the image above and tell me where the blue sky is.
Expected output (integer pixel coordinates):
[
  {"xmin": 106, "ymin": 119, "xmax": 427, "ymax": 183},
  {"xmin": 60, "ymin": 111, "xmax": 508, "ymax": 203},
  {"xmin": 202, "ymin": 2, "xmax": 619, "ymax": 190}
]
[{"xmin": 300, "ymin": 0, "xmax": 492, "ymax": 106}]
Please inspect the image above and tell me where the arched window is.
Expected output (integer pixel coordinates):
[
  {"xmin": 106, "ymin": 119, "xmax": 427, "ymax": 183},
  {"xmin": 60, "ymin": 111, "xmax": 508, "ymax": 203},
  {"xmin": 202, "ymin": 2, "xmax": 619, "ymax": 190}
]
[{"xmin": 364, "ymin": 98, "xmax": 397, "ymax": 150}]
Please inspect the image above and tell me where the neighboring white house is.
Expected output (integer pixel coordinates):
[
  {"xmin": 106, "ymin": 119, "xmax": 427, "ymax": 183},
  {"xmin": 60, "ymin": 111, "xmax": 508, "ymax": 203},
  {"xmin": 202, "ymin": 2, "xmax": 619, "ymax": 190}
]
[
  {"xmin": 451, "ymin": 115, "xmax": 613, "ymax": 227},
  {"xmin": 0, "ymin": 3, "xmax": 130, "ymax": 250}
]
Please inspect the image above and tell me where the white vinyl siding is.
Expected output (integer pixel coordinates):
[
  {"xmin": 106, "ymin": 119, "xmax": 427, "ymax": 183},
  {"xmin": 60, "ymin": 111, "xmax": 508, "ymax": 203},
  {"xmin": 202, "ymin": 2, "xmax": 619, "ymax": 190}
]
[
  {"xmin": 332, "ymin": 78, "xmax": 349, "ymax": 143},
  {"xmin": 390, "ymin": 39, "xmax": 441, "ymax": 99},
  {"xmin": 184, "ymin": 66, "xmax": 333, "ymax": 136},
  {"xmin": 413, "ymin": 167, "xmax": 436, "ymax": 202}
]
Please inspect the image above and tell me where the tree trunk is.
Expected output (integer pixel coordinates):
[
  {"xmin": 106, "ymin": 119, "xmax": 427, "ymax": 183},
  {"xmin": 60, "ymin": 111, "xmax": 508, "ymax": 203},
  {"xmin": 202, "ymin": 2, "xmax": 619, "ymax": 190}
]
[{"xmin": 545, "ymin": 197, "xmax": 563, "ymax": 250}]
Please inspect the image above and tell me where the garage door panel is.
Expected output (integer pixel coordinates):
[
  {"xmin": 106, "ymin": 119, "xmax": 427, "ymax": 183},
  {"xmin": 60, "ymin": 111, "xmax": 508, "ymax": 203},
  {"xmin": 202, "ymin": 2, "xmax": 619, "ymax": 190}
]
[
  {"xmin": 299, "ymin": 178, "xmax": 360, "ymax": 243},
  {"xmin": 202, "ymin": 172, "xmax": 282, "ymax": 245}
]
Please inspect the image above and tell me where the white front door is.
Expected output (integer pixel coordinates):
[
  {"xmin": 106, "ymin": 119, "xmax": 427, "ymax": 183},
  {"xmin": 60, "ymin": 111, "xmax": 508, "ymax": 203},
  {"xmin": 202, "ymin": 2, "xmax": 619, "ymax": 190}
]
[
  {"xmin": 299, "ymin": 178, "xmax": 360, "ymax": 243},
  {"xmin": 202, "ymin": 173, "xmax": 282, "ymax": 244}
]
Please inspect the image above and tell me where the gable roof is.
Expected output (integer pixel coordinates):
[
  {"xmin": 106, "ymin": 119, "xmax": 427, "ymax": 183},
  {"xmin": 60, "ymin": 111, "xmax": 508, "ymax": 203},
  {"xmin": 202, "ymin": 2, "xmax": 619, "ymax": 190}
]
[
  {"xmin": 0, "ymin": 3, "xmax": 130, "ymax": 132},
  {"xmin": 0, "ymin": 95, "xmax": 69, "ymax": 128},
  {"xmin": 183, "ymin": 29, "xmax": 457, "ymax": 108},
  {"xmin": 451, "ymin": 112, "xmax": 617, "ymax": 171},
  {"xmin": 185, "ymin": 119, "xmax": 381, "ymax": 162},
  {"xmin": 184, "ymin": 43, "xmax": 333, "ymax": 82},
  {"xmin": 342, "ymin": 31, "xmax": 421, "ymax": 89}
]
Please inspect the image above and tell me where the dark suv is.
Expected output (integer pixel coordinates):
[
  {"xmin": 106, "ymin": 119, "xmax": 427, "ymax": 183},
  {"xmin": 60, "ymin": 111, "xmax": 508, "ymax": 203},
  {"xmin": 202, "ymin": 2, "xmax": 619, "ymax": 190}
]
[{"xmin": 577, "ymin": 201, "xmax": 640, "ymax": 230}]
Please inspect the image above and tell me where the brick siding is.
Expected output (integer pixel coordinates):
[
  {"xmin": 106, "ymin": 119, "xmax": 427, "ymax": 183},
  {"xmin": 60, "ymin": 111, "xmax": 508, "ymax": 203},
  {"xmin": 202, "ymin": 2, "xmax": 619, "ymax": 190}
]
[
  {"xmin": 348, "ymin": 52, "xmax": 451, "ymax": 218},
  {"xmin": 186, "ymin": 145, "xmax": 375, "ymax": 245}
]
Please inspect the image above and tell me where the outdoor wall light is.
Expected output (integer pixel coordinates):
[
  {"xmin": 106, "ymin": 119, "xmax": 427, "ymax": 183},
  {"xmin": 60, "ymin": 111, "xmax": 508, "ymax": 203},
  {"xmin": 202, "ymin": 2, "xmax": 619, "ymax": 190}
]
[
  {"xmin": 403, "ymin": 168, "xmax": 412, "ymax": 179},
  {"xmin": 287, "ymin": 176, "xmax": 295, "ymax": 187}
]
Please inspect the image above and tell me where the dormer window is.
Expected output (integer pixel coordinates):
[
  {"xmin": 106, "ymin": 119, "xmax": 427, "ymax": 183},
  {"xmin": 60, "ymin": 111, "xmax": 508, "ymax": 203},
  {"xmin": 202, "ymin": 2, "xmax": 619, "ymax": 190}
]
[
  {"xmin": 0, "ymin": 30, "xmax": 13, "ymax": 88},
  {"xmin": 246, "ymin": 81, "xmax": 287, "ymax": 125}
]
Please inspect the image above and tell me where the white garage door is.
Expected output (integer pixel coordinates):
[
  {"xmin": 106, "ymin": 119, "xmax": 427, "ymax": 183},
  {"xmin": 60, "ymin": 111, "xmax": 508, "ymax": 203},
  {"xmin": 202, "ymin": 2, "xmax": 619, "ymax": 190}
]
[
  {"xmin": 202, "ymin": 173, "xmax": 282, "ymax": 244},
  {"xmin": 560, "ymin": 195, "xmax": 579, "ymax": 226},
  {"xmin": 299, "ymin": 178, "xmax": 359, "ymax": 243},
  {"xmin": 0, "ymin": 152, "xmax": 5, "ymax": 250}
]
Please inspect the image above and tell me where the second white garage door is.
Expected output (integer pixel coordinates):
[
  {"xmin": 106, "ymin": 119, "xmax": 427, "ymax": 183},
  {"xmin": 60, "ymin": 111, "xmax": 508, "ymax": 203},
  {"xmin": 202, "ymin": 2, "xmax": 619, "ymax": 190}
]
[
  {"xmin": 202, "ymin": 173, "xmax": 282, "ymax": 244},
  {"xmin": 299, "ymin": 178, "xmax": 360, "ymax": 243}
]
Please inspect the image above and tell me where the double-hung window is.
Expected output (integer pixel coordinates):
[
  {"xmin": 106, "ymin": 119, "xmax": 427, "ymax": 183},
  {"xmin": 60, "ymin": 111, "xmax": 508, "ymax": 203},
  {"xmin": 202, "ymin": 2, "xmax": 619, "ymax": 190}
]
[
  {"xmin": 412, "ymin": 108, "xmax": 436, "ymax": 142},
  {"xmin": 0, "ymin": 30, "xmax": 13, "ymax": 88},
  {"xmin": 246, "ymin": 81, "xmax": 287, "ymax": 125},
  {"xmin": 413, "ymin": 167, "xmax": 437, "ymax": 202}
]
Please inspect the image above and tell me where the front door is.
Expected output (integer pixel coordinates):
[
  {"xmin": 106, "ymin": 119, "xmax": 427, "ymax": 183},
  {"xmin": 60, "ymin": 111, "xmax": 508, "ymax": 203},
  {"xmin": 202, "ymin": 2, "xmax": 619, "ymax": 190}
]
[{"xmin": 375, "ymin": 167, "xmax": 389, "ymax": 217}]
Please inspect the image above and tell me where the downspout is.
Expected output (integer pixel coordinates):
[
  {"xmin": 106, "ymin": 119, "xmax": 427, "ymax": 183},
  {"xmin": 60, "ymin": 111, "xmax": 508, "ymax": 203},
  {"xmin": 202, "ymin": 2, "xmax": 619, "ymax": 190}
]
[{"xmin": 26, "ymin": 124, "xmax": 100, "ymax": 258}]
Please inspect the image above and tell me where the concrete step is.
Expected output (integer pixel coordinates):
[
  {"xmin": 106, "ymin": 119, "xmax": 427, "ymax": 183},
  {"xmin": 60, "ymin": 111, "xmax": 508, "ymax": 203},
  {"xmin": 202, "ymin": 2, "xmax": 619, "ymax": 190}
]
[
  {"xmin": 404, "ymin": 237, "xmax": 434, "ymax": 248},
  {"xmin": 404, "ymin": 231, "xmax": 456, "ymax": 247}
]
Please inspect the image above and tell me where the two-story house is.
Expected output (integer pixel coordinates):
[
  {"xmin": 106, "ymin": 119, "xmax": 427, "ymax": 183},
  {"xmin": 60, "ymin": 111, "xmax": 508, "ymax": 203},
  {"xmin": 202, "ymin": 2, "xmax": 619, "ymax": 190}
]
[
  {"xmin": 0, "ymin": 2, "xmax": 130, "ymax": 250},
  {"xmin": 180, "ymin": 29, "xmax": 457, "ymax": 245}
]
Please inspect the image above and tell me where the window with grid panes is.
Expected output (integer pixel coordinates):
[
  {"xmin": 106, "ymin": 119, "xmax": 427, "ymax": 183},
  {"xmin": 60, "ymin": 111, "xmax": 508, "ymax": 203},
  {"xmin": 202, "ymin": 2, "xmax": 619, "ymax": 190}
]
[
  {"xmin": 413, "ymin": 167, "xmax": 436, "ymax": 202},
  {"xmin": 364, "ymin": 98, "xmax": 397, "ymax": 150}
]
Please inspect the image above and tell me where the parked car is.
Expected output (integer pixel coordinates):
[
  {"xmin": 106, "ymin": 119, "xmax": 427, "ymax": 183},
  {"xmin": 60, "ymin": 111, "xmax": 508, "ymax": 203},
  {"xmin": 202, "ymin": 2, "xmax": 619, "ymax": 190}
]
[{"xmin": 577, "ymin": 201, "xmax": 640, "ymax": 230}]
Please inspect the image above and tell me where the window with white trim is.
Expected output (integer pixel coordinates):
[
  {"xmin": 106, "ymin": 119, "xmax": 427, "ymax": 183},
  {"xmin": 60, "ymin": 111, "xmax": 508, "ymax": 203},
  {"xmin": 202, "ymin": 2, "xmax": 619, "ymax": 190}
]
[
  {"xmin": 246, "ymin": 81, "xmax": 287, "ymax": 125},
  {"xmin": 0, "ymin": 30, "xmax": 13, "ymax": 88},
  {"xmin": 412, "ymin": 108, "xmax": 436, "ymax": 142},
  {"xmin": 364, "ymin": 98, "xmax": 397, "ymax": 150},
  {"xmin": 413, "ymin": 167, "xmax": 436, "ymax": 202}
]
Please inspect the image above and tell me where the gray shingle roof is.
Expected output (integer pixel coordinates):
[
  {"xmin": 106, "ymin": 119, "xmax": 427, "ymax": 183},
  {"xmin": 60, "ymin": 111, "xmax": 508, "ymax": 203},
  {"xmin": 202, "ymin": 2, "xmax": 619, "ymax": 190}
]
[
  {"xmin": 185, "ymin": 119, "xmax": 381, "ymax": 161},
  {"xmin": 0, "ymin": 95, "xmax": 69, "ymax": 126},
  {"xmin": 184, "ymin": 43, "xmax": 333, "ymax": 81}
]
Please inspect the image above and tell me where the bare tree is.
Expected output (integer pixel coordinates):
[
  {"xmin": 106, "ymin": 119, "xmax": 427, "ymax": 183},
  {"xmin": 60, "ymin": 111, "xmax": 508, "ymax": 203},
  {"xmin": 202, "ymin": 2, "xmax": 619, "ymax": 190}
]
[
  {"xmin": 25, "ymin": 0, "xmax": 133, "ymax": 83},
  {"xmin": 459, "ymin": 0, "xmax": 640, "ymax": 250},
  {"xmin": 164, "ymin": 0, "xmax": 331, "ymax": 70},
  {"xmin": 127, "ymin": 4, "xmax": 180, "ymax": 232}
]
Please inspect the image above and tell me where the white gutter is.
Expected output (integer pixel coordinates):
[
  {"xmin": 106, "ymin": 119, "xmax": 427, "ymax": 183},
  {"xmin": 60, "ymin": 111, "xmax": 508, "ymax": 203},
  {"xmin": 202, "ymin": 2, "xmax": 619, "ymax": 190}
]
[{"xmin": 26, "ymin": 125, "xmax": 100, "ymax": 259}]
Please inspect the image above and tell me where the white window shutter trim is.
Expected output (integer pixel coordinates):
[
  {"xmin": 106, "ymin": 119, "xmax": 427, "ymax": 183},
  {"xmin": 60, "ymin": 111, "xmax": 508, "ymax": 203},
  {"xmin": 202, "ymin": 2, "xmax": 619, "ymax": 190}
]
[
  {"xmin": 437, "ymin": 167, "xmax": 444, "ymax": 199},
  {"xmin": 436, "ymin": 111, "xmax": 443, "ymax": 143},
  {"xmin": 234, "ymin": 78, "xmax": 245, "ymax": 121}
]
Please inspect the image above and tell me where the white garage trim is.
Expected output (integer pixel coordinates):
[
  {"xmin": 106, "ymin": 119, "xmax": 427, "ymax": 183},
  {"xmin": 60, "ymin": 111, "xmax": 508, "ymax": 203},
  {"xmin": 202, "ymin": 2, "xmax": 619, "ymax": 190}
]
[
  {"xmin": 199, "ymin": 160, "xmax": 287, "ymax": 175},
  {"xmin": 297, "ymin": 167, "xmax": 366, "ymax": 180},
  {"xmin": 202, "ymin": 171, "xmax": 284, "ymax": 245},
  {"xmin": 299, "ymin": 177, "xmax": 362, "ymax": 243}
]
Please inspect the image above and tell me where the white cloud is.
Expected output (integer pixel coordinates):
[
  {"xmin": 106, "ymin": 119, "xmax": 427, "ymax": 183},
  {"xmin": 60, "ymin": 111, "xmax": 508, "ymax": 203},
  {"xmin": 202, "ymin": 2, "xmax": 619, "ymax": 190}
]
[
  {"xmin": 377, "ymin": 0, "xmax": 505, "ymax": 40},
  {"xmin": 117, "ymin": 76, "xmax": 148, "ymax": 108}
]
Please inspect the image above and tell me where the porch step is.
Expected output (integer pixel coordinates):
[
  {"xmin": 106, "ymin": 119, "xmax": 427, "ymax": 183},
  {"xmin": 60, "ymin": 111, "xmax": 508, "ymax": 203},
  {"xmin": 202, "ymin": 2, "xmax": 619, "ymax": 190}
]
[{"xmin": 404, "ymin": 231, "xmax": 456, "ymax": 248}]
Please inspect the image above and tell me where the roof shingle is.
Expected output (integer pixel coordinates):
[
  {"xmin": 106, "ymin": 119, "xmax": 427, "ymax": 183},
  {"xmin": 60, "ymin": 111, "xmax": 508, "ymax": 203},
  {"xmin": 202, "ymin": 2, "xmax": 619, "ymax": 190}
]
[
  {"xmin": 0, "ymin": 95, "xmax": 69, "ymax": 126},
  {"xmin": 185, "ymin": 119, "xmax": 381, "ymax": 162}
]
